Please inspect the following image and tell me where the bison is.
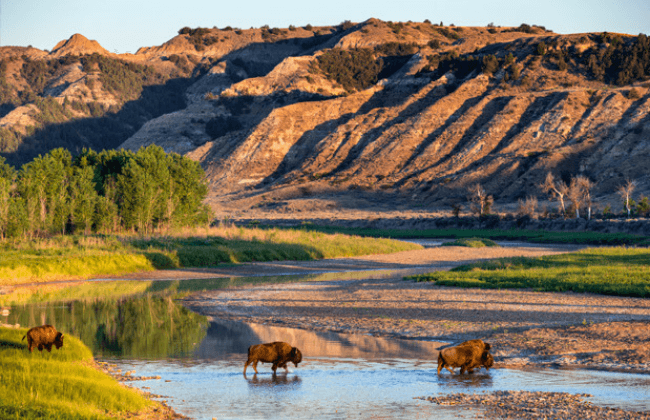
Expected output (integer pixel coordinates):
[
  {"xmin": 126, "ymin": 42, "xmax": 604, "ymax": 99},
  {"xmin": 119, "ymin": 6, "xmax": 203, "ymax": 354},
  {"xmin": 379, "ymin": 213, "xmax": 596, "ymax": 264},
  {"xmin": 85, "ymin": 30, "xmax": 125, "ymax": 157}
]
[
  {"xmin": 22, "ymin": 325, "xmax": 64, "ymax": 353},
  {"xmin": 244, "ymin": 342, "xmax": 302, "ymax": 375},
  {"xmin": 437, "ymin": 339, "xmax": 493, "ymax": 375}
]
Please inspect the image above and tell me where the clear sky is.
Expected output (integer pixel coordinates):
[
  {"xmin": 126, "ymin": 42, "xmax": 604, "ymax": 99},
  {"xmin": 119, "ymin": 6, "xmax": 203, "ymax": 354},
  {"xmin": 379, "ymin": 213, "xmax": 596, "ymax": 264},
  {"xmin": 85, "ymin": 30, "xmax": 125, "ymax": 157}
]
[{"xmin": 3, "ymin": 0, "xmax": 650, "ymax": 54}]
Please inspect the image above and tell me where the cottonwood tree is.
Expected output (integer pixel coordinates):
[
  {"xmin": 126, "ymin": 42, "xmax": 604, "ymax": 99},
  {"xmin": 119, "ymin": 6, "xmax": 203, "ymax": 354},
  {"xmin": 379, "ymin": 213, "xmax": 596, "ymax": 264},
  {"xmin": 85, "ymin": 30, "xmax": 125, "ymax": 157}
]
[
  {"xmin": 617, "ymin": 179, "xmax": 636, "ymax": 218},
  {"xmin": 576, "ymin": 176, "xmax": 595, "ymax": 220},
  {"xmin": 541, "ymin": 173, "xmax": 568, "ymax": 217},
  {"xmin": 568, "ymin": 177, "xmax": 584, "ymax": 219},
  {"xmin": 0, "ymin": 157, "xmax": 16, "ymax": 239},
  {"xmin": 468, "ymin": 184, "xmax": 493, "ymax": 216}
]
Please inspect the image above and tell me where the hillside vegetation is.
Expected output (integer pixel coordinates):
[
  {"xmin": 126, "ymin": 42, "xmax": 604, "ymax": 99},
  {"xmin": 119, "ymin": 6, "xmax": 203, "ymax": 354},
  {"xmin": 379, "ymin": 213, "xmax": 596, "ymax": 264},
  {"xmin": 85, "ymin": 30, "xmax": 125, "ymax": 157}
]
[{"xmin": 2, "ymin": 20, "xmax": 650, "ymax": 216}]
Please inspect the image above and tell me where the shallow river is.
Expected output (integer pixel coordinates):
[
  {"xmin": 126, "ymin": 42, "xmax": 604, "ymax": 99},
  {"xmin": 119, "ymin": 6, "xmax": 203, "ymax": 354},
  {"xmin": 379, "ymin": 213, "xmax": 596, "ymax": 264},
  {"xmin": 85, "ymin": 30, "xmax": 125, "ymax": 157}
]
[{"xmin": 111, "ymin": 319, "xmax": 650, "ymax": 420}]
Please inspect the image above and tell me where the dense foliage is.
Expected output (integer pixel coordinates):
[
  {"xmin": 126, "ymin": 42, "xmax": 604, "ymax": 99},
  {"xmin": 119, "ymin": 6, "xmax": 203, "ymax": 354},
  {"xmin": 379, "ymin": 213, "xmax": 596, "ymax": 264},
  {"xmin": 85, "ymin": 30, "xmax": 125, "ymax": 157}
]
[
  {"xmin": 0, "ymin": 145, "xmax": 210, "ymax": 238},
  {"xmin": 314, "ymin": 44, "xmax": 420, "ymax": 92},
  {"xmin": 314, "ymin": 48, "xmax": 382, "ymax": 92},
  {"xmin": 584, "ymin": 33, "xmax": 650, "ymax": 85}
]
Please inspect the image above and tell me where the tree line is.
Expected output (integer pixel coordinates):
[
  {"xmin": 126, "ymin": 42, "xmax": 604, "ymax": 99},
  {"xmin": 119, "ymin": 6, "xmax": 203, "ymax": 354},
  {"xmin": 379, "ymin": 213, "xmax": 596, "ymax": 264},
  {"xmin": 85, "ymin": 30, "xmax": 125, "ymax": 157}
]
[
  {"xmin": 464, "ymin": 174, "xmax": 648, "ymax": 220},
  {"xmin": 0, "ymin": 145, "xmax": 211, "ymax": 239}
]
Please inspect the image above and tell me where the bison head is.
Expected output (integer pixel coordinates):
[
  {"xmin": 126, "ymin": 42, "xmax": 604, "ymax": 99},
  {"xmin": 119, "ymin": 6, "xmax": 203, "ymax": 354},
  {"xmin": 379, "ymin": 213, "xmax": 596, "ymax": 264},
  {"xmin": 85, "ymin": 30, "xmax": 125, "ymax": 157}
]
[
  {"xmin": 290, "ymin": 347, "xmax": 302, "ymax": 367},
  {"xmin": 482, "ymin": 352, "xmax": 494, "ymax": 370},
  {"xmin": 54, "ymin": 332, "xmax": 64, "ymax": 349}
]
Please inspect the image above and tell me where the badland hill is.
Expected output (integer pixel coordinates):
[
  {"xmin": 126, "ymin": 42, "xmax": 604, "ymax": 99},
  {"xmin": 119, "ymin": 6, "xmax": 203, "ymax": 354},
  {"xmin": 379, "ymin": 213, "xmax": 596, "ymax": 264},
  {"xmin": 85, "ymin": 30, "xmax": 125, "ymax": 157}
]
[{"xmin": 1, "ymin": 20, "xmax": 650, "ymax": 219}]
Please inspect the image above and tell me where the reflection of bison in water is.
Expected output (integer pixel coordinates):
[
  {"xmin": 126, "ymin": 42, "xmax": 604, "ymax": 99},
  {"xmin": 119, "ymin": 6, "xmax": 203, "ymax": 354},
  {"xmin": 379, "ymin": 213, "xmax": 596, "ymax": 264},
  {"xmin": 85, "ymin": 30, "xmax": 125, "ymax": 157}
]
[
  {"xmin": 244, "ymin": 342, "xmax": 303, "ymax": 375},
  {"xmin": 437, "ymin": 339, "xmax": 493, "ymax": 374},
  {"xmin": 22, "ymin": 325, "xmax": 64, "ymax": 353}
]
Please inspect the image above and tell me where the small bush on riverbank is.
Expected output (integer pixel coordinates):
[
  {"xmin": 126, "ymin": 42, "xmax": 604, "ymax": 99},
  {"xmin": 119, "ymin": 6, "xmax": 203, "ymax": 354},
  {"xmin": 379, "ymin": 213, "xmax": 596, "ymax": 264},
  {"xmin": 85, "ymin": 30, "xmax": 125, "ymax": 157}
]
[
  {"xmin": 0, "ymin": 327, "xmax": 152, "ymax": 419},
  {"xmin": 441, "ymin": 237, "xmax": 499, "ymax": 248},
  {"xmin": 409, "ymin": 247, "xmax": 650, "ymax": 298}
]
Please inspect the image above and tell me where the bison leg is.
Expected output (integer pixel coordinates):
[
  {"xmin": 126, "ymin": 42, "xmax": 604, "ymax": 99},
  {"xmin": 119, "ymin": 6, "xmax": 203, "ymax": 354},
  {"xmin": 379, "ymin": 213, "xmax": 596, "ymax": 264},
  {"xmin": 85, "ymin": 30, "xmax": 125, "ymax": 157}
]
[
  {"xmin": 45, "ymin": 344, "xmax": 53, "ymax": 352},
  {"xmin": 27, "ymin": 338, "xmax": 34, "ymax": 353},
  {"xmin": 252, "ymin": 361, "xmax": 259, "ymax": 374},
  {"xmin": 243, "ymin": 360, "xmax": 250, "ymax": 375},
  {"xmin": 271, "ymin": 362, "xmax": 278, "ymax": 374}
]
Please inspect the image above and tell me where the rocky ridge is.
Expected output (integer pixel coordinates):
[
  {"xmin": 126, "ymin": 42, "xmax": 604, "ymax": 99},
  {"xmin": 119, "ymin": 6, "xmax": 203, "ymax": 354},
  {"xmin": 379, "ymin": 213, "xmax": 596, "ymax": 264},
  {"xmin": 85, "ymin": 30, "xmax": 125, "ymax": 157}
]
[{"xmin": 1, "ymin": 20, "xmax": 649, "ymax": 216}]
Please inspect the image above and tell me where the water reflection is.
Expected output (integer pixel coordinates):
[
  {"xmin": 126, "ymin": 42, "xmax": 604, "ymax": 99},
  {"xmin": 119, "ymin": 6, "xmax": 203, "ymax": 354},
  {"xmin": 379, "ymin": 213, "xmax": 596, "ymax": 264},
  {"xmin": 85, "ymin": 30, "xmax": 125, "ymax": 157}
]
[
  {"xmin": 6, "ymin": 296, "xmax": 208, "ymax": 358},
  {"xmin": 199, "ymin": 318, "xmax": 447, "ymax": 361},
  {"xmin": 245, "ymin": 373, "xmax": 303, "ymax": 388},
  {"xmin": 102, "ymin": 318, "xmax": 650, "ymax": 420},
  {"xmin": 437, "ymin": 372, "xmax": 494, "ymax": 388}
]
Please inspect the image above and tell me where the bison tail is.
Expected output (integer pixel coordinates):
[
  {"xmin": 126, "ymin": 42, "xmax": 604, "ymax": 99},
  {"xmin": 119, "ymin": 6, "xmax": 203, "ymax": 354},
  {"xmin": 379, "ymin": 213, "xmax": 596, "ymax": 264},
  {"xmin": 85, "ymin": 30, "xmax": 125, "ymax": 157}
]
[{"xmin": 21, "ymin": 335, "xmax": 26, "ymax": 341}]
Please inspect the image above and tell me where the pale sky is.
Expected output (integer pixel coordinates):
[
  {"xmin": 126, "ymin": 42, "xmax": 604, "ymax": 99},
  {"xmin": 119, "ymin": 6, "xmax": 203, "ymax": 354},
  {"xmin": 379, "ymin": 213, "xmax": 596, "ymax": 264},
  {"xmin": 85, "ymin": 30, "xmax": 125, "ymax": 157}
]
[{"xmin": 3, "ymin": 0, "xmax": 650, "ymax": 54}]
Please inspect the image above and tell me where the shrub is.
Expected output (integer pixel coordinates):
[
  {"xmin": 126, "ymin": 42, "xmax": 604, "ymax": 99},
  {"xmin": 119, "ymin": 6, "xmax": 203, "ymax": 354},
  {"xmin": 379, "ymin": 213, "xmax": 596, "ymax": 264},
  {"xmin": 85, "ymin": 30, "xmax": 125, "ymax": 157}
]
[
  {"xmin": 314, "ymin": 48, "xmax": 382, "ymax": 92},
  {"xmin": 428, "ymin": 39, "xmax": 441, "ymax": 49},
  {"xmin": 627, "ymin": 88, "xmax": 641, "ymax": 99},
  {"xmin": 481, "ymin": 54, "xmax": 500, "ymax": 74}
]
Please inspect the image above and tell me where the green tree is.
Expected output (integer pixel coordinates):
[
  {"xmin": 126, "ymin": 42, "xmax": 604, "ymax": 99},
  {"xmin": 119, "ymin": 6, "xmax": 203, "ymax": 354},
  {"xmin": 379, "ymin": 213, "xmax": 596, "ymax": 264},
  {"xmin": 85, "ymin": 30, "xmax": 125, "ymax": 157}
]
[
  {"xmin": 0, "ymin": 156, "xmax": 16, "ymax": 239},
  {"xmin": 44, "ymin": 148, "xmax": 73, "ymax": 235},
  {"xmin": 70, "ymin": 156, "xmax": 98, "ymax": 234},
  {"xmin": 117, "ymin": 145, "xmax": 170, "ymax": 233}
]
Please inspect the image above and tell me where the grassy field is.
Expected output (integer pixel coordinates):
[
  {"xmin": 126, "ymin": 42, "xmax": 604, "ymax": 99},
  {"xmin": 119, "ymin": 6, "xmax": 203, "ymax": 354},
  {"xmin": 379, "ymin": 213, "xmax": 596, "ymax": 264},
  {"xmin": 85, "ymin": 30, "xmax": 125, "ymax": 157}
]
[
  {"xmin": 408, "ymin": 247, "xmax": 650, "ymax": 298},
  {"xmin": 0, "ymin": 226, "xmax": 421, "ymax": 285},
  {"xmin": 0, "ymin": 327, "xmax": 153, "ymax": 419},
  {"xmin": 294, "ymin": 225, "xmax": 650, "ymax": 246}
]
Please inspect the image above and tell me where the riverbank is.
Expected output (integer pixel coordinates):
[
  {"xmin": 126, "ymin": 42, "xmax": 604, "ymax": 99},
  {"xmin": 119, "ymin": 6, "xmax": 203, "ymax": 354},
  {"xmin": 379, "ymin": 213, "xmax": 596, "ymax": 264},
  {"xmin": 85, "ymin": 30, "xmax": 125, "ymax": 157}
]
[
  {"xmin": 182, "ymin": 245, "xmax": 650, "ymax": 374},
  {"xmin": 0, "ymin": 326, "xmax": 183, "ymax": 419}
]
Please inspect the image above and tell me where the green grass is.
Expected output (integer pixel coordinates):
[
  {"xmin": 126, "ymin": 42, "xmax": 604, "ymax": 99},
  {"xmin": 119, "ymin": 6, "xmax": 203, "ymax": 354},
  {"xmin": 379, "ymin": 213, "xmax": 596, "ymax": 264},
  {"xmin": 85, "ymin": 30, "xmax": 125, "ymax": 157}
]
[
  {"xmin": 408, "ymin": 247, "xmax": 650, "ymax": 298},
  {"xmin": 441, "ymin": 237, "xmax": 500, "ymax": 248},
  {"xmin": 0, "ymin": 227, "xmax": 421, "ymax": 285},
  {"xmin": 291, "ymin": 225, "xmax": 650, "ymax": 246},
  {"xmin": 0, "ymin": 327, "xmax": 152, "ymax": 419}
]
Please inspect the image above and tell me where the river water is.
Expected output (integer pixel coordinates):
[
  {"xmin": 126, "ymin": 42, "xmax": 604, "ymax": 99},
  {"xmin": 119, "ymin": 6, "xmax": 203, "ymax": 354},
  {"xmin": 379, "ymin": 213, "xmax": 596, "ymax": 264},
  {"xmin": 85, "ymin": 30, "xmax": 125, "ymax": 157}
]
[{"xmin": 111, "ymin": 319, "xmax": 650, "ymax": 420}]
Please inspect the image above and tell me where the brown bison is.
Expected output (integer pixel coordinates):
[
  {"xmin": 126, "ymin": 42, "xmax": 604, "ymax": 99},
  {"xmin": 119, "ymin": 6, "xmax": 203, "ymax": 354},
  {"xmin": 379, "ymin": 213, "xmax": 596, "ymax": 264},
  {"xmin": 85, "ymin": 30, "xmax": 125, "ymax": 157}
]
[
  {"xmin": 244, "ymin": 342, "xmax": 303, "ymax": 375},
  {"xmin": 22, "ymin": 325, "xmax": 64, "ymax": 353},
  {"xmin": 437, "ymin": 339, "xmax": 493, "ymax": 374}
]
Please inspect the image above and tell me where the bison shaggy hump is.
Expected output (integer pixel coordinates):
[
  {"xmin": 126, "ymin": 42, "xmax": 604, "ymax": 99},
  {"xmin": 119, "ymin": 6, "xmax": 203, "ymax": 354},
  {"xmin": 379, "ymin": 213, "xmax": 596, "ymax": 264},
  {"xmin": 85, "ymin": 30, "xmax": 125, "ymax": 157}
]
[
  {"xmin": 437, "ymin": 339, "xmax": 493, "ymax": 375},
  {"xmin": 22, "ymin": 324, "xmax": 64, "ymax": 353},
  {"xmin": 244, "ymin": 341, "xmax": 303, "ymax": 375}
]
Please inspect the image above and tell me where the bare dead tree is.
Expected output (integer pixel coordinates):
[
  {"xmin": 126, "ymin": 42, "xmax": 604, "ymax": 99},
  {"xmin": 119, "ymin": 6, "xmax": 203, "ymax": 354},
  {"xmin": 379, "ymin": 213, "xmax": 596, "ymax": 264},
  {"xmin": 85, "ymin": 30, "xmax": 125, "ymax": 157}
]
[
  {"xmin": 568, "ymin": 177, "xmax": 584, "ymax": 219},
  {"xmin": 541, "ymin": 173, "xmax": 568, "ymax": 217},
  {"xmin": 517, "ymin": 196, "xmax": 538, "ymax": 218},
  {"xmin": 617, "ymin": 179, "xmax": 636, "ymax": 218},
  {"xmin": 575, "ymin": 175, "xmax": 595, "ymax": 221},
  {"xmin": 468, "ymin": 184, "xmax": 493, "ymax": 216}
]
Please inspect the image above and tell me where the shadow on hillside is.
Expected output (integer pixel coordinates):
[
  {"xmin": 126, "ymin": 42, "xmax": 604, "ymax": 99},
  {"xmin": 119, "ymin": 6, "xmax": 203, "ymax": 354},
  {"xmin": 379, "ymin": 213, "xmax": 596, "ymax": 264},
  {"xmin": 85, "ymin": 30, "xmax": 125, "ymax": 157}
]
[
  {"xmin": 262, "ymin": 77, "xmax": 449, "ymax": 186},
  {"xmin": 1, "ymin": 77, "xmax": 192, "ymax": 167}
]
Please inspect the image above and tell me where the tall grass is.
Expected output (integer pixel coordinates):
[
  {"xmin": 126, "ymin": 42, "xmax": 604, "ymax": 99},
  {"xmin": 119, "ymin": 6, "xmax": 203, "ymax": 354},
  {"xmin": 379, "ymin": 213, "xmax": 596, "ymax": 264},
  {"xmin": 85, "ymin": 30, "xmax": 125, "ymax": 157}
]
[
  {"xmin": 0, "ymin": 327, "xmax": 152, "ymax": 419},
  {"xmin": 0, "ymin": 227, "xmax": 421, "ymax": 285},
  {"xmin": 293, "ymin": 225, "xmax": 650, "ymax": 246},
  {"xmin": 408, "ymin": 247, "xmax": 650, "ymax": 298}
]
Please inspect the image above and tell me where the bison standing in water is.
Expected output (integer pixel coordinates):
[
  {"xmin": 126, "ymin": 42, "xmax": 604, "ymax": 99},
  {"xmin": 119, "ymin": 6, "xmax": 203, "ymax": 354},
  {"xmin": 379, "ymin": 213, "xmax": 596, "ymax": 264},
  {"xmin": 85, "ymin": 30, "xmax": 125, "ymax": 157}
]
[
  {"xmin": 244, "ymin": 342, "xmax": 302, "ymax": 375},
  {"xmin": 437, "ymin": 339, "xmax": 493, "ymax": 374},
  {"xmin": 22, "ymin": 325, "xmax": 64, "ymax": 353}
]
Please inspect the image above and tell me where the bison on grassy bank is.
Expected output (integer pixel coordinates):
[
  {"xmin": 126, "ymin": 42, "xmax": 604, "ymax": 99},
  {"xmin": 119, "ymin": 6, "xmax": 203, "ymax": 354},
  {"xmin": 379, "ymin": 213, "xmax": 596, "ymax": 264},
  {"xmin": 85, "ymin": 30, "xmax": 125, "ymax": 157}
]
[
  {"xmin": 22, "ymin": 325, "xmax": 64, "ymax": 353},
  {"xmin": 437, "ymin": 339, "xmax": 493, "ymax": 374},
  {"xmin": 244, "ymin": 342, "xmax": 302, "ymax": 375}
]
